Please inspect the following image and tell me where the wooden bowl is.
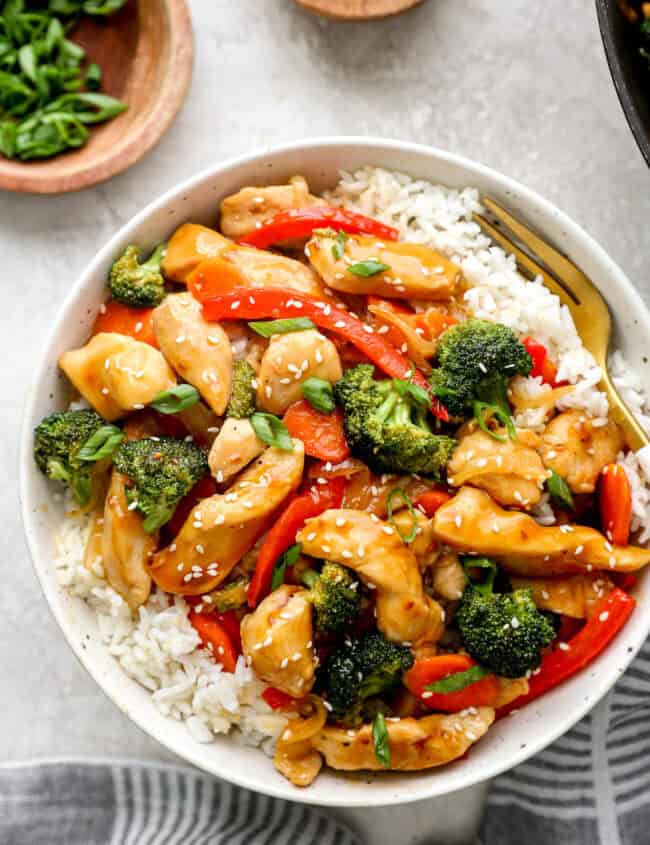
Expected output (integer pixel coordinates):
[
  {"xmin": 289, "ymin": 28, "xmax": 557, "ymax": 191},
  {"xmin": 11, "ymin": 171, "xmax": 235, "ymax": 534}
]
[
  {"xmin": 294, "ymin": 0, "xmax": 426, "ymax": 20},
  {"xmin": 0, "ymin": 0, "xmax": 193, "ymax": 194}
]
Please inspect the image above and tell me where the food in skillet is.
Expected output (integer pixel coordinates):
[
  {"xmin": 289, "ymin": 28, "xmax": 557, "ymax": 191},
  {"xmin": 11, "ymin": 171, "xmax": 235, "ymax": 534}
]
[{"xmin": 39, "ymin": 168, "xmax": 650, "ymax": 787}]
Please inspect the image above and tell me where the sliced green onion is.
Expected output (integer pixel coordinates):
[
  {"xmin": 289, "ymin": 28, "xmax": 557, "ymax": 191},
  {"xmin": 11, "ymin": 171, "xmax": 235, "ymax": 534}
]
[
  {"xmin": 426, "ymin": 665, "xmax": 490, "ymax": 694},
  {"xmin": 301, "ymin": 377, "xmax": 335, "ymax": 414},
  {"xmin": 248, "ymin": 317, "xmax": 315, "ymax": 337},
  {"xmin": 85, "ymin": 62, "xmax": 102, "ymax": 90},
  {"xmin": 150, "ymin": 384, "xmax": 200, "ymax": 414},
  {"xmin": 348, "ymin": 259, "xmax": 390, "ymax": 278},
  {"xmin": 393, "ymin": 377, "xmax": 430, "ymax": 408},
  {"xmin": 77, "ymin": 424, "xmax": 124, "ymax": 462},
  {"xmin": 546, "ymin": 469, "xmax": 574, "ymax": 511},
  {"xmin": 386, "ymin": 487, "xmax": 418, "ymax": 544},
  {"xmin": 460, "ymin": 555, "xmax": 497, "ymax": 595},
  {"xmin": 473, "ymin": 401, "xmax": 516, "ymax": 442},
  {"xmin": 271, "ymin": 543, "xmax": 301, "ymax": 590},
  {"xmin": 332, "ymin": 230, "xmax": 349, "ymax": 260},
  {"xmin": 250, "ymin": 412, "xmax": 293, "ymax": 451},
  {"xmin": 372, "ymin": 712, "xmax": 390, "ymax": 768}
]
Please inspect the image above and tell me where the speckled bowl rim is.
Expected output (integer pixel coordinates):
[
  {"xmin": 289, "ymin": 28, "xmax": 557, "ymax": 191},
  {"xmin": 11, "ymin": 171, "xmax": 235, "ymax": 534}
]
[{"xmin": 19, "ymin": 137, "xmax": 650, "ymax": 807}]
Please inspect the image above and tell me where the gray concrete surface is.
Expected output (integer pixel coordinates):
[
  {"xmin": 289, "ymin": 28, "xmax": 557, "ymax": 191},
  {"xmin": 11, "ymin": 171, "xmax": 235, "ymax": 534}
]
[{"xmin": 1, "ymin": 1, "xmax": 649, "ymax": 842}]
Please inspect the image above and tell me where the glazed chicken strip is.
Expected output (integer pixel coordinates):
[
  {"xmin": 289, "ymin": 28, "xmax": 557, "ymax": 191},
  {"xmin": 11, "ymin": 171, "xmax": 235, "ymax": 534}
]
[
  {"xmin": 433, "ymin": 487, "xmax": 650, "ymax": 576},
  {"xmin": 149, "ymin": 442, "xmax": 304, "ymax": 595},
  {"xmin": 539, "ymin": 410, "xmax": 624, "ymax": 494},
  {"xmin": 312, "ymin": 709, "xmax": 494, "ymax": 773},
  {"xmin": 162, "ymin": 223, "xmax": 324, "ymax": 295},
  {"xmin": 59, "ymin": 332, "xmax": 176, "ymax": 421},
  {"xmin": 391, "ymin": 509, "xmax": 439, "ymax": 569},
  {"xmin": 219, "ymin": 175, "xmax": 321, "ymax": 240},
  {"xmin": 306, "ymin": 231, "xmax": 463, "ymax": 301},
  {"xmin": 430, "ymin": 551, "xmax": 466, "ymax": 601},
  {"xmin": 153, "ymin": 293, "xmax": 233, "ymax": 415},
  {"xmin": 101, "ymin": 470, "xmax": 155, "ymax": 609},
  {"xmin": 510, "ymin": 573, "xmax": 614, "ymax": 619},
  {"xmin": 297, "ymin": 509, "xmax": 444, "ymax": 648},
  {"xmin": 256, "ymin": 329, "xmax": 343, "ymax": 415},
  {"xmin": 241, "ymin": 585, "xmax": 316, "ymax": 697},
  {"xmin": 208, "ymin": 417, "xmax": 265, "ymax": 483},
  {"xmin": 447, "ymin": 427, "xmax": 549, "ymax": 509}
]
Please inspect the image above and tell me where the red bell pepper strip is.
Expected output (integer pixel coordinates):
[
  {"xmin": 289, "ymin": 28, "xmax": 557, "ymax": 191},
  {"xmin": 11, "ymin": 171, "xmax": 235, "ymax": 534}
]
[
  {"xmin": 188, "ymin": 610, "xmax": 239, "ymax": 673},
  {"xmin": 599, "ymin": 464, "xmax": 632, "ymax": 546},
  {"xmin": 238, "ymin": 206, "xmax": 399, "ymax": 249},
  {"xmin": 262, "ymin": 687, "xmax": 299, "ymax": 710},
  {"xmin": 201, "ymin": 289, "xmax": 449, "ymax": 421},
  {"xmin": 168, "ymin": 475, "xmax": 218, "ymax": 537},
  {"xmin": 247, "ymin": 475, "xmax": 345, "ymax": 609},
  {"xmin": 283, "ymin": 401, "xmax": 350, "ymax": 463},
  {"xmin": 413, "ymin": 489, "xmax": 452, "ymax": 517},
  {"xmin": 92, "ymin": 301, "xmax": 158, "ymax": 348},
  {"xmin": 405, "ymin": 654, "xmax": 500, "ymax": 712},
  {"xmin": 498, "ymin": 587, "xmax": 636, "ymax": 717},
  {"xmin": 522, "ymin": 336, "xmax": 562, "ymax": 387}
]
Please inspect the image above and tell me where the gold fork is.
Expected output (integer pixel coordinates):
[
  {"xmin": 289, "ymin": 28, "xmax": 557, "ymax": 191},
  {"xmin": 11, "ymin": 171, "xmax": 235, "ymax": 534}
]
[{"xmin": 472, "ymin": 197, "xmax": 649, "ymax": 452}]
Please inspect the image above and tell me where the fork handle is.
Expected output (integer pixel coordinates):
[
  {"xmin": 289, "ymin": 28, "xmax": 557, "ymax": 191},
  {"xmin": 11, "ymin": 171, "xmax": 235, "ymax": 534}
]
[{"xmin": 602, "ymin": 370, "xmax": 649, "ymax": 451}]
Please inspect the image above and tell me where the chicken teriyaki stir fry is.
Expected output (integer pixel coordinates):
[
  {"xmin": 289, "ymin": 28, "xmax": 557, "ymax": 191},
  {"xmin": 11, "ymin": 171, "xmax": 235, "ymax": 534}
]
[{"xmin": 35, "ymin": 175, "xmax": 648, "ymax": 787}]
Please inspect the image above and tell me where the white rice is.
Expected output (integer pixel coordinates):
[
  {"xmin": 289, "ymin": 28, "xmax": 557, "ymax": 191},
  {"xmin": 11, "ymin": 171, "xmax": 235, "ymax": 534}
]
[
  {"xmin": 55, "ymin": 165, "xmax": 650, "ymax": 749},
  {"xmin": 55, "ymin": 511, "xmax": 287, "ymax": 751}
]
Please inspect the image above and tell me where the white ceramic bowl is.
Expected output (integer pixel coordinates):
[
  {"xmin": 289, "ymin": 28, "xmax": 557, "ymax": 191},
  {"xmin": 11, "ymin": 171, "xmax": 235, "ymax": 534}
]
[{"xmin": 20, "ymin": 137, "xmax": 650, "ymax": 807}]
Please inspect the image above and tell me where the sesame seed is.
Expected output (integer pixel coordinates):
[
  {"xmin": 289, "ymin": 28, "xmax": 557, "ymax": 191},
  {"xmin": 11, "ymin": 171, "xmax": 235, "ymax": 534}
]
[
  {"xmin": 230, "ymin": 301, "xmax": 240, "ymax": 311},
  {"xmin": 599, "ymin": 611, "xmax": 610, "ymax": 622},
  {"xmin": 558, "ymin": 642, "xmax": 570, "ymax": 651},
  {"xmin": 280, "ymin": 657, "xmax": 289, "ymax": 669},
  {"xmin": 307, "ymin": 532, "xmax": 316, "ymax": 541},
  {"xmin": 382, "ymin": 526, "xmax": 394, "ymax": 535},
  {"xmin": 454, "ymin": 514, "xmax": 462, "ymax": 528},
  {"xmin": 336, "ymin": 517, "xmax": 347, "ymax": 527},
  {"xmin": 214, "ymin": 514, "xmax": 225, "ymax": 525},
  {"xmin": 101, "ymin": 387, "xmax": 110, "ymax": 395}
]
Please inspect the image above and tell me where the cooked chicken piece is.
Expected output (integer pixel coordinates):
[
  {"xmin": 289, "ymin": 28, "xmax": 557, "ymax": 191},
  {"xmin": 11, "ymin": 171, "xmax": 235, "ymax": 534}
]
[
  {"xmin": 510, "ymin": 573, "xmax": 614, "ymax": 619},
  {"xmin": 447, "ymin": 427, "xmax": 549, "ymax": 509},
  {"xmin": 430, "ymin": 551, "xmax": 466, "ymax": 601},
  {"xmin": 312, "ymin": 709, "xmax": 494, "ymax": 773},
  {"xmin": 342, "ymin": 466, "xmax": 433, "ymax": 517},
  {"xmin": 391, "ymin": 509, "xmax": 439, "ymax": 569},
  {"xmin": 163, "ymin": 223, "xmax": 324, "ymax": 296},
  {"xmin": 274, "ymin": 696, "xmax": 327, "ymax": 787},
  {"xmin": 433, "ymin": 487, "xmax": 650, "ymax": 576},
  {"xmin": 539, "ymin": 410, "xmax": 624, "ymax": 494},
  {"xmin": 256, "ymin": 329, "xmax": 342, "ymax": 415},
  {"xmin": 306, "ymin": 232, "xmax": 463, "ymax": 301},
  {"xmin": 149, "ymin": 442, "xmax": 304, "ymax": 595},
  {"xmin": 494, "ymin": 677, "xmax": 529, "ymax": 709},
  {"xmin": 208, "ymin": 417, "xmax": 265, "ymax": 483},
  {"xmin": 241, "ymin": 585, "xmax": 316, "ymax": 697},
  {"xmin": 162, "ymin": 224, "xmax": 230, "ymax": 283},
  {"xmin": 219, "ymin": 175, "xmax": 321, "ymax": 241},
  {"xmin": 152, "ymin": 293, "xmax": 233, "ymax": 415},
  {"xmin": 59, "ymin": 333, "xmax": 176, "ymax": 421},
  {"xmin": 101, "ymin": 470, "xmax": 155, "ymax": 609},
  {"xmin": 297, "ymin": 509, "xmax": 444, "ymax": 648},
  {"xmin": 176, "ymin": 400, "xmax": 220, "ymax": 448}
]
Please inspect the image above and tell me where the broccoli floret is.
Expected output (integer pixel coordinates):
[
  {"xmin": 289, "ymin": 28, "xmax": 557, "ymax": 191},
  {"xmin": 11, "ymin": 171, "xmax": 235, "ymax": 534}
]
[
  {"xmin": 34, "ymin": 409, "xmax": 108, "ymax": 506},
  {"xmin": 301, "ymin": 562, "xmax": 361, "ymax": 634},
  {"xmin": 429, "ymin": 319, "xmax": 532, "ymax": 419},
  {"xmin": 456, "ymin": 558, "xmax": 555, "ymax": 678},
  {"xmin": 113, "ymin": 436, "xmax": 208, "ymax": 533},
  {"xmin": 334, "ymin": 364, "xmax": 456, "ymax": 476},
  {"xmin": 226, "ymin": 360, "xmax": 257, "ymax": 418},
  {"xmin": 108, "ymin": 243, "xmax": 167, "ymax": 308},
  {"xmin": 321, "ymin": 631, "xmax": 414, "ymax": 725}
]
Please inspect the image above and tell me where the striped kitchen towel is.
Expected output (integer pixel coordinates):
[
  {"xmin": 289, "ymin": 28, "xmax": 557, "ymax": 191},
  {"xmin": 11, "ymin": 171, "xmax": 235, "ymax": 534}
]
[
  {"xmin": 480, "ymin": 636, "xmax": 650, "ymax": 845},
  {"xmin": 0, "ymin": 760, "xmax": 359, "ymax": 845}
]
